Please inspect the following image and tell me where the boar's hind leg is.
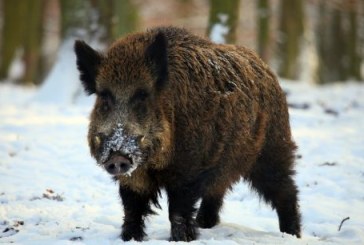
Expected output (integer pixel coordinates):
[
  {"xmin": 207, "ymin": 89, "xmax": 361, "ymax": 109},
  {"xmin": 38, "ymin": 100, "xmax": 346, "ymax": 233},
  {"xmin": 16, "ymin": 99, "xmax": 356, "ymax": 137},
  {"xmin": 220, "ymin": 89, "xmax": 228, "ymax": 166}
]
[
  {"xmin": 249, "ymin": 145, "xmax": 302, "ymax": 238},
  {"xmin": 167, "ymin": 185, "xmax": 201, "ymax": 242},
  {"xmin": 119, "ymin": 185, "xmax": 156, "ymax": 241},
  {"xmin": 196, "ymin": 192, "xmax": 225, "ymax": 229}
]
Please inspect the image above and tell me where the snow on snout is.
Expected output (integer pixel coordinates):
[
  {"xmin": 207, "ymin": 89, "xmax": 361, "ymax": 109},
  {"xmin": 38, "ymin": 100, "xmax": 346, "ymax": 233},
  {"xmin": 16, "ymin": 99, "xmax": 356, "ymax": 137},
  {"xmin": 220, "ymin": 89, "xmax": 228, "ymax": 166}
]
[{"xmin": 99, "ymin": 124, "xmax": 143, "ymax": 176}]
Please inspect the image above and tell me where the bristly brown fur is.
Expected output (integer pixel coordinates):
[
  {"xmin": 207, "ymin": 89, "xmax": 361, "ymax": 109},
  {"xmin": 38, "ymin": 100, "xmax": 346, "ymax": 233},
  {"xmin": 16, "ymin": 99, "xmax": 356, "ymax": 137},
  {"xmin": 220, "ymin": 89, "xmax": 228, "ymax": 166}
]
[{"xmin": 75, "ymin": 26, "xmax": 301, "ymax": 242}]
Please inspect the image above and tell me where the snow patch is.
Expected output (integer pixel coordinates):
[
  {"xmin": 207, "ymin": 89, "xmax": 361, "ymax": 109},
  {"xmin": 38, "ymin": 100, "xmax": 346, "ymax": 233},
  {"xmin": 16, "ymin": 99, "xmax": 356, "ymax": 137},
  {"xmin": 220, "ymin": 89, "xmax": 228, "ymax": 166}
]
[
  {"xmin": 8, "ymin": 48, "xmax": 25, "ymax": 81},
  {"xmin": 208, "ymin": 58, "xmax": 221, "ymax": 72},
  {"xmin": 210, "ymin": 14, "xmax": 230, "ymax": 44},
  {"xmin": 33, "ymin": 38, "xmax": 100, "ymax": 106},
  {"xmin": 1, "ymin": 81, "xmax": 364, "ymax": 244}
]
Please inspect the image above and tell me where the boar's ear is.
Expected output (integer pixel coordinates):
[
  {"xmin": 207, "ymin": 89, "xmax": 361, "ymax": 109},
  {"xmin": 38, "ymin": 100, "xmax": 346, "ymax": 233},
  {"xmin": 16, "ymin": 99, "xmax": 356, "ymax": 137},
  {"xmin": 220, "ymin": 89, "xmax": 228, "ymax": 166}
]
[
  {"xmin": 74, "ymin": 40, "xmax": 102, "ymax": 95},
  {"xmin": 145, "ymin": 31, "xmax": 168, "ymax": 91}
]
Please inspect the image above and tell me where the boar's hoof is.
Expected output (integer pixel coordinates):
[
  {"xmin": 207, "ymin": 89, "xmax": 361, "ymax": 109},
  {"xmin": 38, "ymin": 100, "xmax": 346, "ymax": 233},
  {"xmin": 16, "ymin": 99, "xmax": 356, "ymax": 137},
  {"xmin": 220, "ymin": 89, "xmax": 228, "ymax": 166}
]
[
  {"xmin": 121, "ymin": 222, "xmax": 146, "ymax": 241},
  {"xmin": 104, "ymin": 155, "xmax": 132, "ymax": 175},
  {"xmin": 196, "ymin": 212, "xmax": 219, "ymax": 229},
  {"xmin": 170, "ymin": 216, "xmax": 198, "ymax": 242}
]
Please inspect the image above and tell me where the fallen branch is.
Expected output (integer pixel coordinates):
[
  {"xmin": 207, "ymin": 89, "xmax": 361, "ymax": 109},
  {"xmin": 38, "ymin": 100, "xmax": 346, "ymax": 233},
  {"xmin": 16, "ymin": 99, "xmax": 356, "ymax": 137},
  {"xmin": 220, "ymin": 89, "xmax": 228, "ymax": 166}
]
[{"xmin": 338, "ymin": 217, "xmax": 350, "ymax": 231}]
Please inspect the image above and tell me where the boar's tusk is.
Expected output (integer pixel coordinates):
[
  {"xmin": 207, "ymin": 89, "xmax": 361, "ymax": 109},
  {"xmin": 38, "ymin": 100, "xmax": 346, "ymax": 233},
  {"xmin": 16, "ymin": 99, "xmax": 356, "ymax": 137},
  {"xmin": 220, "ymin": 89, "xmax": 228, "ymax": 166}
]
[
  {"xmin": 94, "ymin": 135, "xmax": 101, "ymax": 147},
  {"xmin": 140, "ymin": 136, "xmax": 145, "ymax": 144}
]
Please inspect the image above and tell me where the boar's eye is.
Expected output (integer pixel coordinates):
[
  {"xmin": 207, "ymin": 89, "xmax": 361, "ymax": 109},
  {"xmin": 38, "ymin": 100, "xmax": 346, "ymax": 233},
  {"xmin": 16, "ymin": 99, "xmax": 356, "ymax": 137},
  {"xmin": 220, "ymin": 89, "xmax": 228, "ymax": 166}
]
[
  {"xmin": 130, "ymin": 89, "xmax": 150, "ymax": 120},
  {"xmin": 130, "ymin": 89, "xmax": 150, "ymax": 104},
  {"xmin": 98, "ymin": 90, "xmax": 114, "ymax": 113}
]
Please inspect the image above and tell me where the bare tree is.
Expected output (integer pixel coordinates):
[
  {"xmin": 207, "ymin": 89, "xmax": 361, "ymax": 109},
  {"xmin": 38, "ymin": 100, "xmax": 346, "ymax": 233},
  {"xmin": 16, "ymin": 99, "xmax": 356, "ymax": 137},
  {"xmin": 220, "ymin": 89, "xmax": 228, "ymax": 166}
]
[
  {"xmin": 36, "ymin": 0, "xmax": 139, "ymax": 102},
  {"xmin": 207, "ymin": 0, "xmax": 240, "ymax": 44},
  {"xmin": 0, "ymin": 0, "xmax": 24, "ymax": 82},
  {"xmin": 87, "ymin": 0, "xmax": 139, "ymax": 43},
  {"xmin": 257, "ymin": 0, "xmax": 271, "ymax": 62},
  {"xmin": 276, "ymin": 0, "xmax": 305, "ymax": 80},
  {"xmin": 23, "ymin": 0, "xmax": 44, "ymax": 85},
  {"xmin": 0, "ymin": 0, "xmax": 44, "ymax": 85},
  {"xmin": 111, "ymin": 0, "xmax": 139, "ymax": 39},
  {"xmin": 316, "ymin": 0, "xmax": 362, "ymax": 83}
]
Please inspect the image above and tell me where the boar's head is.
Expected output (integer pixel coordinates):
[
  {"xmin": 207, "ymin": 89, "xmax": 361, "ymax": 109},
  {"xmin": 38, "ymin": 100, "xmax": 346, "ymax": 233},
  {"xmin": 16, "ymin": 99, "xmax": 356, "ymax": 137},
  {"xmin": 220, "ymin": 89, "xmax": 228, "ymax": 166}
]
[{"xmin": 74, "ymin": 32, "xmax": 171, "ymax": 177}]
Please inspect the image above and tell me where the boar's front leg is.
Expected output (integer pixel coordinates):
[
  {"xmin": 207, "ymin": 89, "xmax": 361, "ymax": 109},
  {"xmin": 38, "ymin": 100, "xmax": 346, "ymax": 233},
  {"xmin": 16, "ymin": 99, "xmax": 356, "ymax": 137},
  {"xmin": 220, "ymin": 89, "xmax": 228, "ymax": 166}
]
[
  {"xmin": 166, "ymin": 184, "xmax": 201, "ymax": 242},
  {"xmin": 119, "ymin": 185, "xmax": 154, "ymax": 241}
]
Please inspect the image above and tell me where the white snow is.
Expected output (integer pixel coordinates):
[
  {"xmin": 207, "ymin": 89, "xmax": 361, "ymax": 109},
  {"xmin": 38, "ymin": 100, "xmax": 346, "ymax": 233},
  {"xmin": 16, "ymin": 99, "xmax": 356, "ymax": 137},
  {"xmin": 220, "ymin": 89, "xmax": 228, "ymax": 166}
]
[
  {"xmin": 34, "ymin": 37, "xmax": 103, "ymax": 106},
  {"xmin": 8, "ymin": 48, "xmax": 25, "ymax": 81},
  {"xmin": 209, "ymin": 14, "xmax": 229, "ymax": 44},
  {"xmin": 33, "ymin": 38, "xmax": 94, "ymax": 106},
  {"xmin": 1, "ymin": 79, "xmax": 364, "ymax": 244}
]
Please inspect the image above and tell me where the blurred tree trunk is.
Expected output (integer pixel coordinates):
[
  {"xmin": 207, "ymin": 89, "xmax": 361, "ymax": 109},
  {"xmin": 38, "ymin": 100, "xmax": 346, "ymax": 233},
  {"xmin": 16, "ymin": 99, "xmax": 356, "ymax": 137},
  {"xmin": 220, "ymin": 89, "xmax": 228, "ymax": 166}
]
[
  {"xmin": 346, "ymin": 1, "xmax": 361, "ymax": 81},
  {"xmin": 316, "ymin": 2, "xmax": 345, "ymax": 83},
  {"xmin": 111, "ymin": 0, "xmax": 138, "ymax": 39},
  {"xmin": 0, "ymin": 0, "xmax": 27, "ymax": 82},
  {"xmin": 40, "ymin": 0, "xmax": 139, "ymax": 102},
  {"xmin": 257, "ymin": 0, "xmax": 270, "ymax": 62},
  {"xmin": 40, "ymin": 0, "xmax": 61, "ymax": 80},
  {"xmin": 0, "ymin": 0, "xmax": 139, "ymax": 83},
  {"xmin": 316, "ymin": 0, "xmax": 362, "ymax": 83},
  {"xmin": 0, "ymin": 0, "xmax": 2, "ymax": 48},
  {"xmin": 61, "ymin": 0, "xmax": 138, "ymax": 43},
  {"xmin": 60, "ymin": 0, "xmax": 91, "ymax": 40},
  {"xmin": 94, "ymin": 0, "xmax": 139, "ymax": 41},
  {"xmin": 0, "ymin": 0, "xmax": 44, "ymax": 85},
  {"xmin": 177, "ymin": 0, "xmax": 194, "ymax": 19},
  {"xmin": 23, "ymin": 0, "xmax": 44, "ymax": 85},
  {"xmin": 276, "ymin": 0, "xmax": 304, "ymax": 80},
  {"xmin": 207, "ymin": 0, "xmax": 240, "ymax": 44}
]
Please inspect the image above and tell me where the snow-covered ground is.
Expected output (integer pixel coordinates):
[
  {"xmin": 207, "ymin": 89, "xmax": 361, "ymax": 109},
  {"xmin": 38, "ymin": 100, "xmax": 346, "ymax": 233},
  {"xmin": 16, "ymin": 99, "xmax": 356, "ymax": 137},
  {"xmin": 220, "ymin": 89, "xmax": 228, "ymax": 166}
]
[{"xmin": 0, "ymin": 80, "xmax": 363, "ymax": 245}]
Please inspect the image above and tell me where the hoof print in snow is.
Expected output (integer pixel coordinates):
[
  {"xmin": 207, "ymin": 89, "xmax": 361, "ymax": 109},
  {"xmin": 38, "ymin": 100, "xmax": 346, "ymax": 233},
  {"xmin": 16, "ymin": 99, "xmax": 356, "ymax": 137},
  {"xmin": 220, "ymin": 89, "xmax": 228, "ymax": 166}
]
[
  {"xmin": 320, "ymin": 162, "xmax": 337, "ymax": 167},
  {"xmin": 0, "ymin": 192, "xmax": 5, "ymax": 204},
  {"xmin": 288, "ymin": 102, "xmax": 310, "ymax": 110},
  {"xmin": 42, "ymin": 193, "xmax": 64, "ymax": 202},
  {"xmin": 75, "ymin": 226, "xmax": 89, "ymax": 232},
  {"xmin": 30, "ymin": 189, "xmax": 64, "ymax": 202},
  {"xmin": 0, "ymin": 220, "xmax": 24, "ymax": 238},
  {"xmin": 70, "ymin": 236, "xmax": 83, "ymax": 241},
  {"xmin": 42, "ymin": 189, "xmax": 64, "ymax": 201},
  {"xmin": 8, "ymin": 152, "xmax": 16, "ymax": 157},
  {"xmin": 296, "ymin": 154, "xmax": 302, "ymax": 159},
  {"xmin": 0, "ymin": 220, "xmax": 8, "ymax": 226},
  {"xmin": 1, "ymin": 227, "xmax": 19, "ymax": 238},
  {"xmin": 324, "ymin": 108, "xmax": 339, "ymax": 117},
  {"xmin": 13, "ymin": 221, "xmax": 24, "ymax": 227}
]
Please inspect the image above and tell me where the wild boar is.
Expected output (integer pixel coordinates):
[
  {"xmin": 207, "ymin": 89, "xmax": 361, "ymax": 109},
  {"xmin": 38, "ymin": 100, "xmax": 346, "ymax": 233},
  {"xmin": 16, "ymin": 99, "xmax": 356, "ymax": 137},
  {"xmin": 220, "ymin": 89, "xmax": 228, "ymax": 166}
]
[{"xmin": 74, "ymin": 26, "xmax": 301, "ymax": 242}]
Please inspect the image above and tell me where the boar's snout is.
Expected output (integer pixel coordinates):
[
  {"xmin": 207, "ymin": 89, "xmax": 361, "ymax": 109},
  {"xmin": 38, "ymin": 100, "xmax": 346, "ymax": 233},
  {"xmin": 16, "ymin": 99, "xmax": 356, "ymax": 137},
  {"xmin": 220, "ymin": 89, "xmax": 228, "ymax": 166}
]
[
  {"xmin": 104, "ymin": 154, "xmax": 132, "ymax": 176},
  {"xmin": 92, "ymin": 124, "xmax": 146, "ymax": 176}
]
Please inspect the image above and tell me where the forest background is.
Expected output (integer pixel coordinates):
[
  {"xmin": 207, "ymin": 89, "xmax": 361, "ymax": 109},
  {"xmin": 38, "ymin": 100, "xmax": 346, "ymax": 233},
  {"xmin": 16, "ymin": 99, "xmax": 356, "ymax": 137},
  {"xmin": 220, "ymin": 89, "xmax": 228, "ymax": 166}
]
[{"xmin": 0, "ymin": 0, "xmax": 363, "ymax": 88}]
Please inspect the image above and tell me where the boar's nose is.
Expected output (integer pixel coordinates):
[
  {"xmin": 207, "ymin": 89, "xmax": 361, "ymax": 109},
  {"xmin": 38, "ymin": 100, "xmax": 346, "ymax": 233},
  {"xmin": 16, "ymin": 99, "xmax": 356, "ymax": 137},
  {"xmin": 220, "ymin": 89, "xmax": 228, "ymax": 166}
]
[{"xmin": 104, "ymin": 154, "xmax": 132, "ymax": 175}]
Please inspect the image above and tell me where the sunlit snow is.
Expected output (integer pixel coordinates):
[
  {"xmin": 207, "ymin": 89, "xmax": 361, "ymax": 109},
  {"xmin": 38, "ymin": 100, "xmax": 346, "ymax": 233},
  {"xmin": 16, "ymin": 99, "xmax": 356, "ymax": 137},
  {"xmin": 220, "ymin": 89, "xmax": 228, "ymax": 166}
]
[
  {"xmin": 210, "ymin": 14, "xmax": 229, "ymax": 44},
  {"xmin": 0, "ymin": 79, "xmax": 363, "ymax": 244}
]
